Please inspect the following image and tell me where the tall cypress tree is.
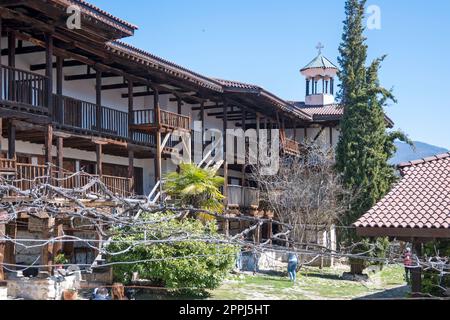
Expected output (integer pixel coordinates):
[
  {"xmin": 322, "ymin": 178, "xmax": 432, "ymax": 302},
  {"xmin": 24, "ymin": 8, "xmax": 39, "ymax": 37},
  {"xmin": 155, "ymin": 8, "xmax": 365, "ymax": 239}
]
[{"xmin": 336, "ymin": 0, "xmax": 409, "ymax": 233}]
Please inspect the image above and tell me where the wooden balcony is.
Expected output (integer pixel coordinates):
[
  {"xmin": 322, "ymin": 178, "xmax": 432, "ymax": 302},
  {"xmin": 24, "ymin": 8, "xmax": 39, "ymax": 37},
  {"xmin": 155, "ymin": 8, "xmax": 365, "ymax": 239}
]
[
  {"xmin": 281, "ymin": 137, "xmax": 302, "ymax": 156},
  {"xmin": 131, "ymin": 109, "xmax": 190, "ymax": 133},
  {"xmin": 227, "ymin": 185, "xmax": 260, "ymax": 209},
  {"xmin": 0, "ymin": 64, "xmax": 49, "ymax": 114},
  {"xmin": 1, "ymin": 160, "xmax": 133, "ymax": 198}
]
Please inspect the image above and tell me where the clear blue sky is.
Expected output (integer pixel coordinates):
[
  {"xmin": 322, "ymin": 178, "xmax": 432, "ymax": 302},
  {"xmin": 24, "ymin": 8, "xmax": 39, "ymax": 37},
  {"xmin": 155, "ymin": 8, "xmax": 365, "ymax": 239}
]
[{"xmin": 91, "ymin": 0, "xmax": 450, "ymax": 149}]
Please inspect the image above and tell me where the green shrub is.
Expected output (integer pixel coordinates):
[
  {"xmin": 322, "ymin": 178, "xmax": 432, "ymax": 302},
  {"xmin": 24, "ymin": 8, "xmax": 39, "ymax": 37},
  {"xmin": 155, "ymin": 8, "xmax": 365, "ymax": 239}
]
[{"xmin": 107, "ymin": 213, "xmax": 237, "ymax": 294}]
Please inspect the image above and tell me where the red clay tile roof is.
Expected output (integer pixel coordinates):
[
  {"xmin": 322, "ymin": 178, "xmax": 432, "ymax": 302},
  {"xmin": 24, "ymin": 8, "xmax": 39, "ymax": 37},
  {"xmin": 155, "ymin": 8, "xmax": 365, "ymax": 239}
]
[
  {"xmin": 293, "ymin": 103, "xmax": 344, "ymax": 121},
  {"xmin": 290, "ymin": 102, "xmax": 394, "ymax": 127},
  {"xmin": 56, "ymin": 0, "xmax": 138, "ymax": 34},
  {"xmin": 215, "ymin": 79, "xmax": 312, "ymax": 120},
  {"xmin": 355, "ymin": 153, "xmax": 450, "ymax": 230},
  {"xmin": 214, "ymin": 79, "xmax": 260, "ymax": 91}
]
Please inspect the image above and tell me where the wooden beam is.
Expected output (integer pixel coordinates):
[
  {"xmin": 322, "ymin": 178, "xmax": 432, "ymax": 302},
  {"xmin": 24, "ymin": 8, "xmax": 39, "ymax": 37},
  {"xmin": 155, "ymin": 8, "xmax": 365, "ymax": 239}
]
[
  {"xmin": 13, "ymin": 30, "xmax": 209, "ymax": 105},
  {"xmin": 65, "ymin": 72, "xmax": 119, "ymax": 81},
  {"xmin": 30, "ymin": 60, "xmax": 84, "ymax": 71},
  {"xmin": 1, "ymin": 46, "xmax": 45, "ymax": 56},
  {"xmin": 101, "ymin": 83, "xmax": 128, "ymax": 91},
  {"xmin": 191, "ymin": 104, "xmax": 225, "ymax": 111},
  {"xmin": 121, "ymin": 90, "xmax": 172, "ymax": 98}
]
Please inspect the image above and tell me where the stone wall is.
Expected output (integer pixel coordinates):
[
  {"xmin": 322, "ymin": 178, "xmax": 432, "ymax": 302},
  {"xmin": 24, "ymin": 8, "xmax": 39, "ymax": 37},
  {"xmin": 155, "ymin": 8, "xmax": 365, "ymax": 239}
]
[
  {"xmin": 6, "ymin": 274, "xmax": 79, "ymax": 300},
  {"xmin": 0, "ymin": 287, "xmax": 7, "ymax": 300}
]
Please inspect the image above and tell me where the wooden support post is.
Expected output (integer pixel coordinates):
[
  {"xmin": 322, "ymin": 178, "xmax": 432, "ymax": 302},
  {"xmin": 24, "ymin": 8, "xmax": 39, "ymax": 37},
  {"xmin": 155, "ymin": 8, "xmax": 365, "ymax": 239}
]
[
  {"xmin": 0, "ymin": 118, "xmax": 2, "ymax": 155},
  {"xmin": 177, "ymin": 97, "xmax": 182, "ymax": 115},
  {"xmin": 256, "ymin": 113, "xmax": 261, "ymax": 188},
  {"xmin": 153, "ymin": 89, "xmax": 162, "ymax": 194},
  {"xmin": 7, "ymin": 30, "xmax": 15, "ymax": 101},
  {"xmin": 127, "ymin": 79, "xmax": 135, "ymax": 194},
  {"xmin": 57, "ymin": 136, "xmax": 63, "ymax": 180},
  {"xmin": 223, "ymin": 102, "xmax": 228, "ymax": 208},
  {"xmin": 4, "ymin": 223, "xmax": 16, "ymax": 271},
  {"xmin": 127, "ymin": 78, "xmax": 134, "ymax": 138},
  {"xmin": 56, "ymin": 56, "xmax": 63, "ymax": 123},
  {"xmin": 96, "ymin": 143, "xmax": 103, "ymax": 177},
  {"xmin": 41, "ymin": 218, "xmax": 55, "ymax": 275},
  {"xmin": 45, "ymin": 33, "xmax": 53, "ymax": 118},
  {"xmin": 411, "ymin": 267, "xmax": 423, "ymax": 296},
  {"xmin": 224, "ymin": 217, "xmax": 230, "ymax": 237},
  {"xmin": 45, "ymin": 124, "xmax": 53, "ymax": 165},
  {"xmin": 8, "ymin": 30, "xmax": 15, "ymax": 67},
  {"xmin": 268, "ymin": 220, "xmax": 273, "ymax": 244},
  {"xmin": 241, "ymin": 109, "xmax": 246, "ymax": 187},
  {"xmin": 255, "ymin": 224, "xmax": 261, "ymax": 245},
  {"xmin": 0, "ymin": 19, "xmax": 2, "ymax": 100},
  {"xmin": 128, "ymin": 149, "xmax": 135, "ymax": 194},
  {"xmin": 200, "ymin": 102, "xmax": 205, "ymax": 148},
  {"xmin": 52, "ymin": 220, "xmax": 64, "ymax": 260},
  {"xmin": 0, "ymin": 224, "xmax": 5, "ymax": 281},
  {"xmin": 294, "ymin": 122, "xmax": 297, "ymax": 141},
  {"xmin": 7, "ymin": 120, "xmax": 15, "ymax": 159},
  {"xmin": 96, "ymin": 69, "xmax": 102, "ymax": 132}
]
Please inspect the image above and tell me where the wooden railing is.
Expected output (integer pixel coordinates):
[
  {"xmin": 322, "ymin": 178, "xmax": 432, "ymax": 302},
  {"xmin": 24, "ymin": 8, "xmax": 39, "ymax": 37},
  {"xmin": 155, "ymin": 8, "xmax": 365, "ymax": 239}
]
[
  {"xmin": 160, "ymin": 110, "xmax": 190, "ymax": 131},
  {"xmin": 14, "ymin": 163, "xmax": 49, "ymax": 191},
  {"xmin": 0, "ymin": 162, "xmax": 133, "ymax": 198},
  {"xmin": 282, "ymin": 138, "xmax": 301, "ymax": 156},
  {"xmin": 132, "ymin": 109, "xmax": 190, "ymax": 131},
  {"xmin": 0, "ymin": 65, "xmax": 48, "ymax": 111},
  {"xmin": 243, "ymin": 187, "xmax": 260, "ymax": 208},
  {"xmin": 53, "ymin": 94, "xmax": 129, "ymax": 139},
  {"xmin": 101, "ymin": 175, "xmax": 133, "ymax": 197},
  {"xmin": 0, "ymin": 158, "xmax": 16, "ymax": 174},
  {"xmin": 227, "ymin": 185, "xmax": 260, "ymax": 208},
  {"xmin": 132, "ymin": 109, "xmax": 156, "ymax": 125}
]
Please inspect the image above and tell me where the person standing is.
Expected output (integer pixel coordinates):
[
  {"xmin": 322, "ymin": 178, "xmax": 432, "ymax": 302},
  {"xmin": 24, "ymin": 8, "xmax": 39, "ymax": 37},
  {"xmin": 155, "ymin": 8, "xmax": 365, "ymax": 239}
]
[
  {"xmin": 288, "ymin": 248, "xmax": 299, "ymax": 282},
  {"xmin": 403, "ymin": 247, "xmax": 413, "ymax": 284}
]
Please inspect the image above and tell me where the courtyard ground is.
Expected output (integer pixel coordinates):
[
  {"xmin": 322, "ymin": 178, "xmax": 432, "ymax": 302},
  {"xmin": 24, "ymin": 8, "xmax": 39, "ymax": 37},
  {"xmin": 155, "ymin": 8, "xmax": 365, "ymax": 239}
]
[{"xmin": 208, "ymin": 265, "xmax": 410, "ymax": 300}]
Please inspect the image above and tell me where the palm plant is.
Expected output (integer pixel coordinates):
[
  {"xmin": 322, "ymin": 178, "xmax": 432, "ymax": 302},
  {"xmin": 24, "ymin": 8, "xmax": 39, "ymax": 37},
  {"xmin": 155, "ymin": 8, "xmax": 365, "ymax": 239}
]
[{"xmin": 164, "ymin": 163, "xmax": 225, "ymax": 215}]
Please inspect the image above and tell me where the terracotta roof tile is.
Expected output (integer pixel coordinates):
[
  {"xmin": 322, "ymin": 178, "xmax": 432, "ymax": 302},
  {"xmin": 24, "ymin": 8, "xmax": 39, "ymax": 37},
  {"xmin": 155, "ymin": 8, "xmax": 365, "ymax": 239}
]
[
  {"xmin": 55, "ymin": 0, "xmax": 138, "ymax": 34},
  {"xmin": 107, "ymin": 41, "xmax": 224, "ymax": 93},
  {"xmin": 215, "ymin": 79, "xmax": 312, "ymax": 121},
  {"xmin": 355, "ymin": 153, "xmax": 450, "ymax": 230}
]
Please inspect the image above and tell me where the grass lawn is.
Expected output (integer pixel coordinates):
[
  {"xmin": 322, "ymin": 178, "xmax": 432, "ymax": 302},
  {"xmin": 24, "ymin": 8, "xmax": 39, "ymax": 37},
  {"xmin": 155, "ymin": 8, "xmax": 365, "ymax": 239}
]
[{"xmin": 208, "ymin": 265, "xmax": 408, "ymax": 300}]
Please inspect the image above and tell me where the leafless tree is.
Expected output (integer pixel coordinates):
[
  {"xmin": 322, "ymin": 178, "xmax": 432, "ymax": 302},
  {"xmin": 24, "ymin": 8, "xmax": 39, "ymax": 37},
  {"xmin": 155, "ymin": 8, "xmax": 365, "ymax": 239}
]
[{"xmin": 250, "ymin": 143, "xmax": 353, "ymax": 245}]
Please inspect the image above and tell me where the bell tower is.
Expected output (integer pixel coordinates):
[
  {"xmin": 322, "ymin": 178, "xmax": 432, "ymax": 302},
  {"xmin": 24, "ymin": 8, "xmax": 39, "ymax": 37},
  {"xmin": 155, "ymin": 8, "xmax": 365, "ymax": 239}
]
[{"xmin": 300, "ymin": 43, "xmax": 338, "ymax": 106}]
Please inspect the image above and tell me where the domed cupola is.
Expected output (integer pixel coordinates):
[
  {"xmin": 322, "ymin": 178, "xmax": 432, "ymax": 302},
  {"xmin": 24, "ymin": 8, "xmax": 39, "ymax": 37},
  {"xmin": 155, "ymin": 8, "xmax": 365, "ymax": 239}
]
[{"xmin": 300, "ymin": 43, "xmax": 338, "ymax": 106}]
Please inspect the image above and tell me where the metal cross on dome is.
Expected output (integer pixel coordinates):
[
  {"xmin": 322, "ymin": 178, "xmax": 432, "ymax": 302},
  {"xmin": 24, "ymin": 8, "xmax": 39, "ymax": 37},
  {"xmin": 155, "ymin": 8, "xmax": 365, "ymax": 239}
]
[{"xmin": 316, "ymin": 42, "xmax": 324, "ymax": 54}]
